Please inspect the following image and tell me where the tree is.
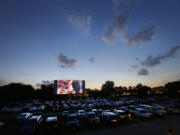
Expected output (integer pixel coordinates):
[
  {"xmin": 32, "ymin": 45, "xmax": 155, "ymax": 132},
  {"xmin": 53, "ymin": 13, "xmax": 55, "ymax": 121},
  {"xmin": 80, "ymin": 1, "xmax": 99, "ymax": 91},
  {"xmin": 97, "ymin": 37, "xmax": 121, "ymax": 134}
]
[
  {"xmin": 114, "ymin": 86, "xmax": 123, "ymax": 97},
  {"xmin": 128, "ymin": 86, "xmax": 136, "ymax": 96},
  {"xmin": 136, "ymin": 83, "xmax": 151, "ymax": 98},
  {"xmin": 101, "ymin": 81, "xmax": 115, "ymax": 97},
  {"xmin": 0, "ymin": 83, "xmax": 34, "ymax": 100},
  {"xmin": 165, "ymin": 81, "xmax": 180, "ymax": 97}
]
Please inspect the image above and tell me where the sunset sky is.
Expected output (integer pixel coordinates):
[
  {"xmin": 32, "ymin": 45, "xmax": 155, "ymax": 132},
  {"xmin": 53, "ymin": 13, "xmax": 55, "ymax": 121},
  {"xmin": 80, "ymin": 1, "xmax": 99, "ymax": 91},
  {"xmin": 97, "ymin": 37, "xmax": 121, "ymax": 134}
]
[{"xmin": 0, "ymin": 0, "xmax": 180, "ymax": 89}]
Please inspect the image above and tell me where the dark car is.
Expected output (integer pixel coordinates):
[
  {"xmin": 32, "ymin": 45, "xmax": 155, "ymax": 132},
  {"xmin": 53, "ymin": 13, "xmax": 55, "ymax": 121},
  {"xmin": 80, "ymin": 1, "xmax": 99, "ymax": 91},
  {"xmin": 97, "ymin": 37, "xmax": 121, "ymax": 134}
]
[
  {"xmin": 20, "ymin": 115, "xmax": 43, "ymax": 135},
  {"xmin": 130, "ymin": 108, "xmax": 152, "ymax": 119},
  {"xmin": 86, "ymin": 112, "xmax": 100, "ymax": 124},
  {"xmin": 77, "ymin": 110, "xmax": 86, "ymax": 119},
  {"xmin": 114, "ymin": 109, "xmax": 128, "ymax": 119},
  {"xmin": 45, "ymin": 116, "xmax": 58, "ymax": 130},
  {"xmin": 66, "ymin": 114, "xmax": 80, "ymax": 128},
  {"xmin": 17, "ymin": 112, "xmax": 32, "ymax": 122},
  {"xmin": 101, "ymin": 112, "xmax": 118, "ymax": 124}
]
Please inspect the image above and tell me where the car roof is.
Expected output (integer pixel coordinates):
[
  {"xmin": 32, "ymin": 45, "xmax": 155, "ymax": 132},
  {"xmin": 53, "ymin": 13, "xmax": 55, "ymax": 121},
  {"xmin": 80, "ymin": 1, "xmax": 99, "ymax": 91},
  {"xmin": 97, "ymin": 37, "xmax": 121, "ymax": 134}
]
[
  {"xmin": 69, "ymin": 114, "xmax": 77, "ymax": 117},
  {"xmin": 114, "ymin": 109, "xmax": 125, "ymax": 113},
  {"xmin": 103, "ymin": 112, "xmax": 116, "ymax": 116},
  {"xmin": 29, "ymin": 115, "xmax": 41, "ymax": 121},
  {"xmin": 20, "ymin": 112, "xmax": 31, "ymax": 115},
  {"xmin": 78, "ymin": 110, "xmax": 85, "ymax": 112},
  {"xmin": 46, "ymin": 116, "xmax": 57, "ymax": 122},
  {"xmin": 136, "ymin": 108, "xmax": 145, "ymax": 111},
  {"xmin": 87, "ymin": 112, "xmax": 95, "ymax": 115}
]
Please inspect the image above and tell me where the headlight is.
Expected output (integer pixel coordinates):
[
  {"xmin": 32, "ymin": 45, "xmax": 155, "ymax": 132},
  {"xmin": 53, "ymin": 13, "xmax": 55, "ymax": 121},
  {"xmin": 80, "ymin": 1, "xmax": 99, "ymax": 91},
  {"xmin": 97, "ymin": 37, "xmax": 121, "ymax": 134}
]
[{"xmin": 112, "ymin": 120, "xmax": 117, "ymax": 122}]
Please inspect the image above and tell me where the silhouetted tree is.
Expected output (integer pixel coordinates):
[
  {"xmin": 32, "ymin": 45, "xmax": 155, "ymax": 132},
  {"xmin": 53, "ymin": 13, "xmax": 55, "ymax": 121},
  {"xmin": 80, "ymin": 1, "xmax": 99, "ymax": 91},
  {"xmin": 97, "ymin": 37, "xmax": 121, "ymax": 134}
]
[
  {"xmin": 101, "ymin": 81, "xmax": 115, "ymax": 97},
  {"xmin": 165, "ymin": 81, "xmax": 180, "ymax": 97},
  {"xmin": 0, "ymin": 83, "xmax": 34, "ymax": 100},
  {"xmin": 39, "ymin": 83, "xmax": 54, "ymax": 99},
  {"xmin": 114, "ymin": 86, "xmax": 124, "ymax": 97},
  {"xmin": 128, "ymin": 86, "xmax": 136, "ymax": 96},
  {"xmin": 136, "ymin": 83, "xmax": 151, "ymax": 98}
]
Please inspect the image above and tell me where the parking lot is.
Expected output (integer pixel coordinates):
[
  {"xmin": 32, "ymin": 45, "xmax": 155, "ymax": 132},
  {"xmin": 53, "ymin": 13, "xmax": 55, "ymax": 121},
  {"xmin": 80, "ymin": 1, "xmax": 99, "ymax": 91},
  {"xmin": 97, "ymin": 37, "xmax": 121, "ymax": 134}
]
[
  {"xmin": 0, "ymin": 97, "xmax": 180, "ymax": 135},
  {"xmin": 71, "ymin": 115, "xmax": 180, "ymax": 135}
]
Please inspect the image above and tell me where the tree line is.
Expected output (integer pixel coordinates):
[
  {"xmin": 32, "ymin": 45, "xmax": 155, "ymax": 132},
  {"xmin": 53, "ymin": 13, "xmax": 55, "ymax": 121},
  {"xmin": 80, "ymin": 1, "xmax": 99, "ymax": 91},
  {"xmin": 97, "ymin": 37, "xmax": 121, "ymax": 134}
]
[
  {"xmin": 0, "ymin": 80, "xmax": 180, "ymax": 100},
  {"xmin": 86, "ymin": 80, "xmax": 180, "ymax": 98}
]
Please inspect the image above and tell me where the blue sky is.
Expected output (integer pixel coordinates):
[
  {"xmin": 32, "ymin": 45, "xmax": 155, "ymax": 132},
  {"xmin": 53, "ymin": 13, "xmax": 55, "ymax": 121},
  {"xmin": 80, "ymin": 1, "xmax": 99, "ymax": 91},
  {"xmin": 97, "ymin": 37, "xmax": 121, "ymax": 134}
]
[{"xmin": 0, "ymin": 0, "xmax": 180, "ymax": 89}]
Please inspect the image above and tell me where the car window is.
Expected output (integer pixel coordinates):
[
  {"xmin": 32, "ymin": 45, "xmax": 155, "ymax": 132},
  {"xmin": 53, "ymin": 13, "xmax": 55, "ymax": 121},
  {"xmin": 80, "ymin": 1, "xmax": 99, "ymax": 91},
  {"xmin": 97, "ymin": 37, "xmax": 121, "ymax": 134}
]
[{"xmin": 88, "ymin": 114, "xmax": 95, "ymax": 118}]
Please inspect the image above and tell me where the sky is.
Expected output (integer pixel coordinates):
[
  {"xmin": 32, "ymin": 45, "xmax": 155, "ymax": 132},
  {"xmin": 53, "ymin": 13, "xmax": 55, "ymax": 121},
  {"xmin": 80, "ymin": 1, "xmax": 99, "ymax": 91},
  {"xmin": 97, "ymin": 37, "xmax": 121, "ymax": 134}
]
[{"xmin": 0, "ymin": 0, "xmax": 180, "ymax": 89}]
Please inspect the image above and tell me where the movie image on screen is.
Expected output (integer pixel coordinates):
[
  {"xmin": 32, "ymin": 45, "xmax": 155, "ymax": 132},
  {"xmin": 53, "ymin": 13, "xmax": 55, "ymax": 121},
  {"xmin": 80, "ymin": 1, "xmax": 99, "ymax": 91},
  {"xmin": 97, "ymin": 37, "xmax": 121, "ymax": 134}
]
[{"xmin": 54, "ymin": 80, "xmax": 85, "ymax": 94}]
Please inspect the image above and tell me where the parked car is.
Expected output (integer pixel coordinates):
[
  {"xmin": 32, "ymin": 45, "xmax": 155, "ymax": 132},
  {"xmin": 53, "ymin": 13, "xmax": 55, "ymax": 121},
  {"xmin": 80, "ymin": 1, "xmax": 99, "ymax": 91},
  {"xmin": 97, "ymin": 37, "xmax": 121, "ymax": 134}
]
[
  {"xmin": 86, "ymin": 112, "xmax": 100, "ymax": 124},
  {"xmin": 114, "ymin": 109, "xmax": 128, "ymax": 119},
  {"xmin": 17, "ymin": 112, "xmax": 32, "ymax": 122},
  {"xmin": 45, "ymin": 116, "xmax": 58, "ymax": 130},
  {"xmin": 0, "ymin": 122, "xmax": 4, "ymax": 128},
  {"xmin": 66, "ymin": 114, "xmax": 80, "ymax": 128},
  {"xmin": 148, "ymin": 106, "xmax": 167, "ymax": 116},
  {"xmin": 20, "ymin": 115, "xmax": 43, "ymax": 135},
  {"xmin": 61, "ymin": 111, "xmax": 69, "ymax": 121},
  {"xmin": 77, "ymin": 110, "xmax": 86, "ymax": 119},
  {"xmin": 101, "ymin": 112, "xmax": 118, "ymax": 124},
  {"xmin": 131, "ymin": 108, "xmax": 152, "ymax": 119}
]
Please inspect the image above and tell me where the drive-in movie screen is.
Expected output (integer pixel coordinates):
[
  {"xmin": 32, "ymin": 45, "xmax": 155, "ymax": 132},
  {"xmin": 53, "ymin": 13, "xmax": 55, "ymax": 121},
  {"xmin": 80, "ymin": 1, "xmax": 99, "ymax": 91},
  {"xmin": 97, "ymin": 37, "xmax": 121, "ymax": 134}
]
[{"xmin": 54, "ymin": 80, "xmax": 85, "ymax": 94}]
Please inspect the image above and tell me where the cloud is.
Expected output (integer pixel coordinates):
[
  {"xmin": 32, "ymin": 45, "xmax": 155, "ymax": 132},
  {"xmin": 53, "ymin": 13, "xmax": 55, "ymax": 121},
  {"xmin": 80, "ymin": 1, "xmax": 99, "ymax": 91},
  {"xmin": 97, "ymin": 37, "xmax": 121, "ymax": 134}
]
[
  {"xmin": 141, "ymin": 46, "xmax": 180, "ymax": 67},
  {"xmin": 89, "ymin": 57, "xmax": 95, "ymax": 63},
  {"xmin": 36, "ymin": 83, "xmax": 41, "ymax": 87},
  {"xmin": 58, "ymin": 53, "xmax": 77, "ymax": 69},
  {"xmin": 0, "ymin": 80, "xmax": 5, "ymax": 86},
  {"xmin": 0, "ymin": 80, "xmax": 9, "ymax": 86},
  {"xmin": 131, "ymin": 64, "xmax": 138, "ymax": 69},
  {"xmin": 112, "ymin": 0, "xmax": 132, "ymax": 13},
  {"xmin": 68, "ymin": 11, "xmax": 92, "ymax": 33},
  {"xmin": 102, "ymin": 13, "xmax": 130, "ymax": 44},
  {"xmin": 42, "ymin": 80, "xmax": 53, "ymax": 85},
  {"xmin": 136, "ymin": 57, "xmax": 140, "ymax": 61},
  {"xmin": 138, "ymin": 68, "xmax": 149, "ymax": 75},
  {"xmin": 123, "ymin": 25, "xmax": 157, "ymax": 45},
  {"xmin": 36, "ymin": 80, "xmax": 53, "ymax": 87}
]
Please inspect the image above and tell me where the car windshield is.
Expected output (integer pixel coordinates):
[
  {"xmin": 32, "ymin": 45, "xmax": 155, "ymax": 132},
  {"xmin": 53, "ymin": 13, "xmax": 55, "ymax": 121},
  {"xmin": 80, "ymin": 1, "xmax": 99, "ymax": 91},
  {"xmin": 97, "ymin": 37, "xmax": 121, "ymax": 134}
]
[
  {"xmin": 68, "ymin": 116, "xmax": 76, "ymax": 121},
  {"xmin": 79, "ymin": 111, "xmax": 85, "ymax": 113},
  {"xmin": 47, "ymin": 121, "xmax": 57, "ymax": 126},
  {"xmin": 26, "ymin": 120, "xmax": 37, "ymax": 125},
  {"xmin": 110, "ymin": 115, "xmax": 116, "ymax": 120},
  {"xmin": 20, "ymin": 114, "xmax": 27, "ymax": 117},
  {"xmin": 139, "ymin": 110, "xmax": 146, "ymax": 113},
  {"xmin": 88, "ymin": 114, "xmax": 95, "ymax": 118}
]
